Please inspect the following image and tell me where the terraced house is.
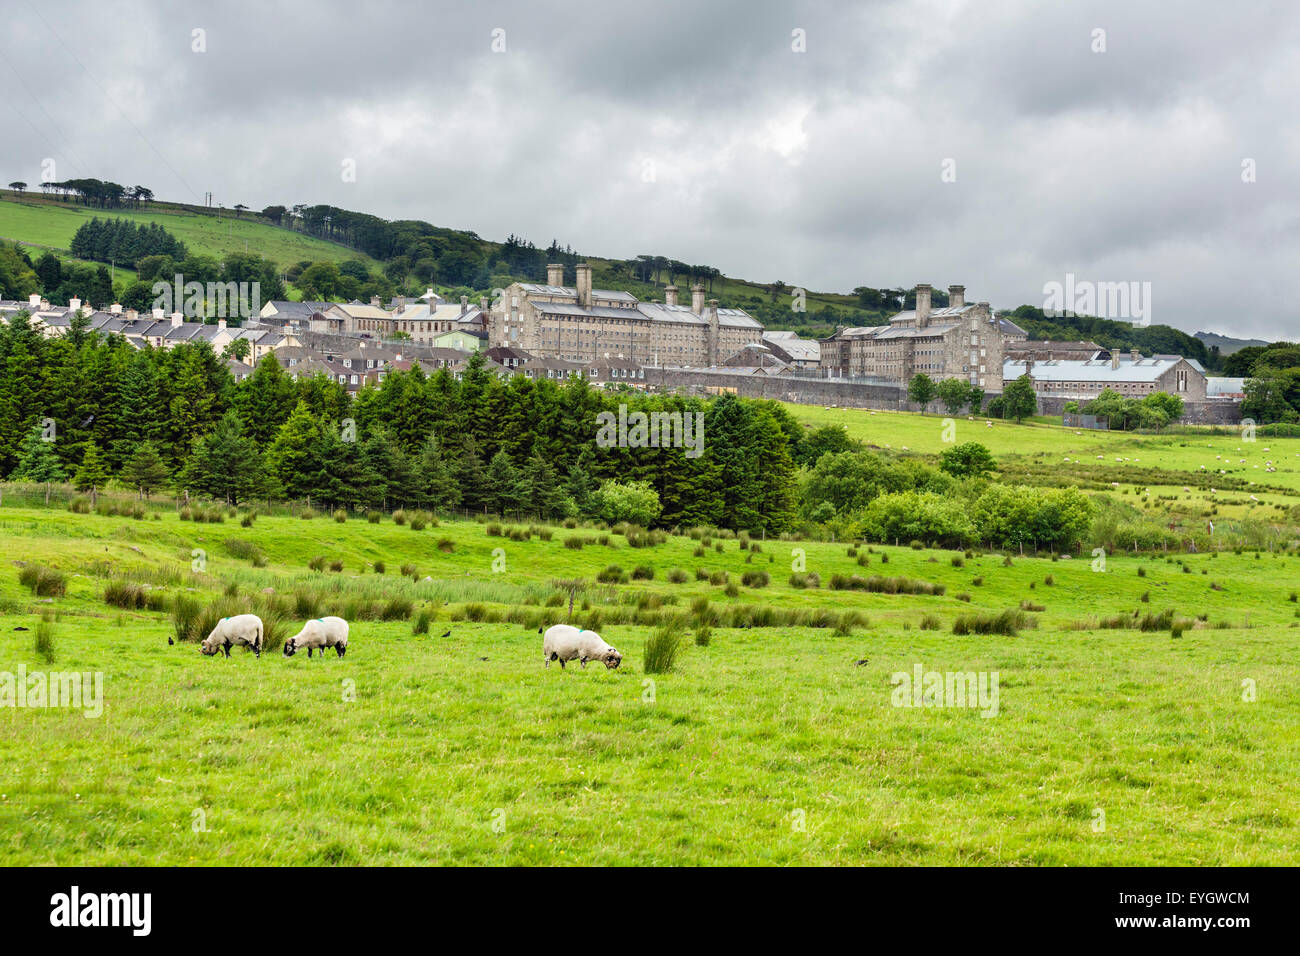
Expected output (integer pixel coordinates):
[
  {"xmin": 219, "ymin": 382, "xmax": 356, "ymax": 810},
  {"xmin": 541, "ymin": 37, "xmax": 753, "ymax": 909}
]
[
  {"xmin": 818, "ymin": 284, "xmax": 1006, "ymax": 388},
  {"xmin": 491, "ymin": 263, "xmax": 762, "ymax": 366}
]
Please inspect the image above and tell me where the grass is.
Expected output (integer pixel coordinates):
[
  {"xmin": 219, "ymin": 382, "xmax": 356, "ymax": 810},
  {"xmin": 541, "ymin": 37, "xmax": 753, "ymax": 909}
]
[
  {"xmin": 0, "ymin": 494, "xmax": 1299, "ymax": 864},
  {"xmin": 0, "ymin": 196, "xmax": 372, "ymax": 270}
]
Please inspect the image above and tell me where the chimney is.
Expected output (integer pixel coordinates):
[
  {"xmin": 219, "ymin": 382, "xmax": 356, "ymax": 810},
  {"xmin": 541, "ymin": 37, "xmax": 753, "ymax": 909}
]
[
  {"xmin": 576, "ymin": 263, "xmax": 592, "ymax": 308},
  {"xmin": 170, "ymin": 312, "xmax": 183, "ymax": 327},
  {"xmin": 40, "ymin": 298, "xmax": 50, "ymax": 311},
  {"xmin": 547, "ymin": 263, "xmax": 564, "ymax": 286},
  {"xmin": 915, "ymin": 284, "xmax": 932, "ymax": 327},
  {"xmin": 125, "ymin": 309, "xmax": 139, "ymax": 321},
  {"xmin": 110, "ymin": 303, "xmax": 122, "ymax": 314},
  {"xmin": 665, "ymin": 285, "xmax": 679, "ymax": 307},
  {"xmin": 460, "ymin": 295, "xmax": 468, "ymax": 316},
  {"xmin": 1111, "ymin": 351, "xmax": 1120, "ymax": 371},
  {"xmin": 948, "ymin": 285, "xmax": 965, "ymax": 309},
  {"xmin": 370, "ymin": 295, "xmax": 382, "ymax": 308},
  {"xmin": 706, "ymin": 298, "xmax": 720, "ymax": 366},
  {"xmin": 1130, "ymin": 349, "xmax": 1140, "ymax": 363},
  {"xmin": 152, "ymin": 308, "xmax": 165, "ymax": 320},
  {"xmin": 28, "ymin": 293, "xmax": 40, "ymax": 307},
  {"xmin": 218, "ymin": 319, "xmax": 227, "ymax": 331},
  {"xmin": 479, "ymin": 296, "xmax": 488, "ymax": 312},
  {"xmin": 68, "ymin": 297, "xmax": 82, "ymax": 312},
  {"xmin": 691, "ymin": 284, "xmax": 705, "ymax": 315}
]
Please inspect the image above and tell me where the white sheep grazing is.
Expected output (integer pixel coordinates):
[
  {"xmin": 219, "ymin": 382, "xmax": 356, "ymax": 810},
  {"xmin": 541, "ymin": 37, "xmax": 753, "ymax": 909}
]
[
  {"xmin": 543, "ymin": 624, "xmax": 622, "ymax": 670},
  {"xmin": 283, "ymin": 617, "xmax": 349, "ymax": 659},
  {"xmin": 201, "ymin": 614, "xmax": 264, "ymax": 658}
]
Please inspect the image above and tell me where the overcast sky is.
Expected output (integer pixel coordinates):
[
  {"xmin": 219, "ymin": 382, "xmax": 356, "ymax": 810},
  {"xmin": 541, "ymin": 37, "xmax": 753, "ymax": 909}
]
[{"xmin": 2, "ymin": 0, "xmax": 1296, "ymax": 339}]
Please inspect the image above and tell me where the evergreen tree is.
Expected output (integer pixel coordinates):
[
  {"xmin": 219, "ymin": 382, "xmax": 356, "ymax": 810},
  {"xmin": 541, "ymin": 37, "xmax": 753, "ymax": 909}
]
[
  {"xmin": 450, "ymin": 434, "xmax": 490, "ymax": 512},
  {"xmin": 10, "ymin": 424, "xmax": 64, "ymax": 482},
  {"xmin": 266, "ymin": 401, "xmax": 323, "ymax": 500},
  {"xmin": 72, "ymin": 443, "xmax": 111, "ymax": 491},
  {"xmin": 120, "ymin": 441, "xmax": 171, "ymax": 498},
  {"xmin": 417, "ymin": 433, "xmax": 461, "ymax": 510},
  {"xmin": 362, "ymin": 427, "xmax": 421, "ymax": 508},
  {"xmin": 486, "ymin": 450, "xmax": 526, "ymax": 516},
  {"xmin": 525, "ymin": 453, "xmax": 566, "ymax": 520},
  {"xmin": 182, "ymin": 411, "xmax": 269, "ymax": 504}
]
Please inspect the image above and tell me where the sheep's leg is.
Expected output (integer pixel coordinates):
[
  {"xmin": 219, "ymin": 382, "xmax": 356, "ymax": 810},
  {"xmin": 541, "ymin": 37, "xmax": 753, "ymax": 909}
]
[
  {"xmin": 337, "ymin": 645, "xmax": 345, "ymax": 658},
  {"xmin": 308, "ymin": 647, "xmax": 313, "ymax": 658},
  {"xmin": 580, "ymin": 657, "xmax": 588, "ymax": 668},
  {"xmin": 222, "ymin": 641, "xmax": 231, "ymax": 658},
  {"xmin": 558, "ymin": 658, "xmax": 565, "ymax": 669}
]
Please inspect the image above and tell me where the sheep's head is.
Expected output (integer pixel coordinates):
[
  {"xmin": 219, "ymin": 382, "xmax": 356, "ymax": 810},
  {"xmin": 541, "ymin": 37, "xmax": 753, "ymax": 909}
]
[
  {"xmin": 282, "ymin": 638, "xmax": 298, "ymax": 657},
  {"xmin": 200, "ymin": 637, "xmax": 219, "ymax": 656},
  {"xmin": 603, "ymin": 647, "xmax": 622, "ymax": 669}
]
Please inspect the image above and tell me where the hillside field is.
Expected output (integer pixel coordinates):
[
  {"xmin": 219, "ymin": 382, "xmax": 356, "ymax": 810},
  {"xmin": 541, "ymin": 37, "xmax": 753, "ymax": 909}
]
[
  {"xmin": 0, "ymin": 197, "xmax": 370, "ymax": 270},
  {"xmin": 1, "ymin": 437, "xmax": 1298, "ymax": 864}
]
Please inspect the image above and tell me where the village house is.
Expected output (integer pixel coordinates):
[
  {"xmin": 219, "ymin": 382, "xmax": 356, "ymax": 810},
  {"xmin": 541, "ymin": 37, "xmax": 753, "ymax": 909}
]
[{"xmin": 1004, "ymin": 351, "xmax": 1207, "ymax": 402}]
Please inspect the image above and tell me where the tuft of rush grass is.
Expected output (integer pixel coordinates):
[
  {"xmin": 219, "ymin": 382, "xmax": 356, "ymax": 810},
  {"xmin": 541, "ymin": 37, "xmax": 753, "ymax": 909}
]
[{"xmin": 643, "ymin": 620, "xmax": 684, "ymax": 674}]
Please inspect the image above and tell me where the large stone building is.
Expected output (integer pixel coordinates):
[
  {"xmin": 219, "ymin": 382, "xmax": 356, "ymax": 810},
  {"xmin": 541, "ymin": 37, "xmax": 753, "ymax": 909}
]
[
  {"xmin": 491, "ymin": 263, "xmax": 761, "ymax": 365},
  {"xmin": 818, "ymin": 284, "xmax": 1005, "ymax": 389},
  {"xmin": 1004, "ymin": 351, "xmax": 1207, "ymax": 402}
]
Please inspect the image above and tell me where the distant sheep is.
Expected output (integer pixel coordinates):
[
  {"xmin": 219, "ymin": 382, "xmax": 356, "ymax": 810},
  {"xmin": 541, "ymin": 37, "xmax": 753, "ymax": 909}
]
[
  {"xmin": 284, "ymin": 617, "xmax": 349, "ymax": 659},
  {"xmin": 543, "ymin": 624, "xmax": 621, "ymax": 670},
  {"xmin": 201, "ymin": 614, "xmax": 264, "ymax": 658}
]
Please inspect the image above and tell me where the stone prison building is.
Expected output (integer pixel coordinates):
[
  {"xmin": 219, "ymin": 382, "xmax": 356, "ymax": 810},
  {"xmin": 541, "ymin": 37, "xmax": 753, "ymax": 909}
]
[{"xmin": 490, "ymin": 263, "xmax": 762, "ymax": 366}]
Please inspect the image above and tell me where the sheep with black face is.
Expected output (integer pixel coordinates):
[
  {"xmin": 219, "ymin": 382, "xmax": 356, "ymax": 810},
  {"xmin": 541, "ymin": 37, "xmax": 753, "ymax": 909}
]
[
  {"xmin": 542, "ymin": 624, "xmax": 621, "ymax": 670},
  {"xmin": 201, "ymin": 614, "xmax": 264, "ymax": 659},
  {"xmin": 283, "ymin": 616, "xmax": 349, "ymax": 659}
]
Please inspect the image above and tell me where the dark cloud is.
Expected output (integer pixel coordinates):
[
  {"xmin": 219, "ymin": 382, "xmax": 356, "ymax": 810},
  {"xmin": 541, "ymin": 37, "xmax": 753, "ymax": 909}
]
[{"xmin": 0, "ymin": 0, "xmax": 1294, "ymax": 337}]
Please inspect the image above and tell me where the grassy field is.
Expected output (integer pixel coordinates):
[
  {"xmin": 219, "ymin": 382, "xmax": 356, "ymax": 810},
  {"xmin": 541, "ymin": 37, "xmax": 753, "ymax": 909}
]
[
  {"xmin": 0, "ymin": 196, "xmax": 371, "ymax": 269},
  {"xmin": 1, "ymin": 486, "xmax": 1297, "ymax": 865}
]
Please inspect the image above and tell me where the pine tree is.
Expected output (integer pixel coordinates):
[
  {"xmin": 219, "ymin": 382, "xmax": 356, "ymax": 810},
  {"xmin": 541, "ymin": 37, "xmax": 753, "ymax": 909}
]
[
  {"xmin": 182, "ymin": 411, "xmax": 269, "ymax": 505},
  {"xmin": 486, "ymin": 450, "xmax": 526, "ymax": 517},
  {"xmin": 120, "ymin": 441, "xmax": 171, "ymax": 498},
  {"xmin": 266, "ymin": 401, "xmax": 323, "ymax": 500},
  {"xmin": 72, "ymin": 443, "xmax": 111, "ymax": 491},
  {"xmin": 450, "ymin": 435, "xmax": 490, "ymax": 512},
  {"xmin": 10, "ymin": 424, "xmax": 64, "ymax": 482},
  {"xmin": 525, "ymin": 453, "xmax": 566, "ymax": 520},
  {"xmin": 417, "ymin": 433, "xmax": 461, "ymax": 510},
  {"xmin": 362, "ymin": 427, "xmax": 420, "ymax": 508}
]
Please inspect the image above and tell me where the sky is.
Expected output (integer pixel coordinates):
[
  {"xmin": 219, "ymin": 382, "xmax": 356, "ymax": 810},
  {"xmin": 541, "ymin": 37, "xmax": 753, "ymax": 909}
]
[{"xmin": 1, "ymin": 0, "xmax": 1296, "ymax": 339}]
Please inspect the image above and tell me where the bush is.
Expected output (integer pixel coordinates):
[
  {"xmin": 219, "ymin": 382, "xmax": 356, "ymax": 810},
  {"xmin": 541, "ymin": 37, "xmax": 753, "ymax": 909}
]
[
  {"xmin": 413, "ymin": 609, "xmax": 432, "ymax": 635},
  {"xmin": 644, "ymin": 621, "xmax": 684, "ymax": 673},
  {"xmin": 329, "ymin": 559, "xmax": 344, "ymax": 573},
  {"xmin": 789, "ymin": 572, "xmax": 821, "ymax": 589},
  {"xmin": 35, "ymin": 617, "xmax": 55, "ymax": 663},
  {"xmin": 19, "ymin": 565, "xmax": 66, "ymax": 597},
  {"xmin": 437, "ymin": 538, "xmax": 455, "ymax": 553},
  {"xmin": 920, "ymin": 614, "xmax": 942, "ymax": 630},
  {"xmin": 741, "ymin": 570, "xmax": 770, "ymax": 588},
  {"xmin": 393, "ymin": 509, "xmax": 407, "ymax": 525},
  {"xmin": 172, "ymin": 595, "xmax": 202, "ymax": 642},
  {"xmin": 308, "ymin": 555, "xmax": 326, "ymax": 572},
  {"xmin": 486, "ymin": 523, "xmax": 503, "ymax": 537},
  {"xmin": 333, "ymin": 509, "xmax": 348, "ymax": 523},
  {"xmin": 401, "ymin": 564, "xmax": 417, "ymax": 577},
  {"xmin": 104, "ymin": 580, "xmax": 146, "ymax": 609},
  {"xmin": 1020, "ymin": 599, "xmax": 1045, "ymax": 612},
  {"xmin": 300, "ymin": 507, "xmax": 318, "ymax": 520},
  {"xmin": 828, "ymin": 574, "xmax": 943, "ymax": 595},
  {"xmin": 694, "ymin": 625, "xmax": 712, "ymax": 647},
  {"xmin": 952, "ymin": 609, "xmax": 1033, "ymax": 636},
  {"xmin": 667, "ymin": 567, "xmax": 689, "ymax": 584},
  {"xmin": 379, "ymin": 597, "xmax": 414, "ymax": 621},
  {"xmin": 565, "ymin": 537, "xmax": 584, "ymax": 550},
  {"xmin": 631, "ymin": 565, "xmax": 655, "ymax": 581},
  {"xmin": 373, "ymin": 560, "xmax": 386, "ymax": 574},
  {"xmin": 224, "ymin": 538, "xmax": 266, "ymax": 567},
  {"xmin": 596, "ymin": 565, "xmax": 628, "ymax": 584}
]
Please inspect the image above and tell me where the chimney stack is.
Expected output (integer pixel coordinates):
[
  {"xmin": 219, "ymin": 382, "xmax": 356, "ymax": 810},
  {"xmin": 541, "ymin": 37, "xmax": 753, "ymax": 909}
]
[
  {"xmin": 665, "ymin": 285, "xmax": 679, "ymax": 307},
  {"xmin": 1111, "ymin": 351, "xmax": 1120, "ymax": 370},
  {"xmin": 218, "ymin": 318, "xmax": 227, "ymax": 330},
  {"xmin": 68, "ymin": 297, "xmax": 82, "ymax": 312},
  {"xmin": 691, "ymin": 284, "xmax": 705, "ymax": 315},
  {"xmin": 370, "ymin": 295, "xmax": 382, "ymax": 308},
  {"xmin": 152, "ymin": 308, "xmax": 166, "ymax": 320},
  {"xmin": 1130, "ymin": 349, "xmax": 1140, "ymax": 363},
  {"xmin": 110, "ymin": 303, "xmax": 122, "ymax": 314},
  {"xmin": 706, "ymin": 299, "xmax": 720, "ymax": 366},
  {"xmin": 576, "ymin": 263, "xmax": 592, "ymax": 308},
  {"xmin": 479, "ymin": 296, "xmax": 488, "ymax": 313},
  {"xmin": 28, "ymin": 293, "xmax": 40, "ymax": 307},
  {"xmin": 948, "ymin": 285, "xmax": 965, "ymax": 309},
  {"xmin": 547, "ymin": 263, "xmax": 564, "ymax": 287},
  {"xmin": 170, "ymin": 312, "xmax": 183, "ymax": 327},
  {"xmin": 460, "ymin": 295, "xmax": 468, "ymax": 315},
  {"xmin": 915, "ymin": 284, "xmax": 932, "ymax": 328}
]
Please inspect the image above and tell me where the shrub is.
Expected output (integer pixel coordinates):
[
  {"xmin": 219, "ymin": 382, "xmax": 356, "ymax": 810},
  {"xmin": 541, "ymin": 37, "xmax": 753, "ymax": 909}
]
[
  {"xmin": 400, "ymin": 564, "xmax": 417, "ymax": 578},
  {"xmin": 413, "ymin": 609, "xmax": 432, "ymax": 635},
  {"xmin": 667, "ymin": 567, "xmax": 689, "ymax": 584},
  {"xmin": 1044, "ymin": 574, "xmax": 1054, "ymax": 586},
  {"xmin": 373, "ymin": 560, "xmax": 386, "ymax": 575},
  {"xmin": 789, "ymin": 572, "xmax": 821, "ymax": 589},
  {"xmin": 951, "ymin": 555, "xmax": 964, "ymax": 568},
  {"xmin": 695, "ymin": 567, "xmax": 709, "ymax": 581},
  {"xmin": 436, "ymin": 538, "xmax": 455, "ymax": 553},
  {"xmin": 410, "ymin": 514, "xmax": 428, "ymax": 531},
  {"xmin": 35, "ymin": 617, "xmax": 55, "ymax": 663},
  {"xmin": 565, "ymin": 537, "xmax": 584, "ymax": 550},
  {"xmin": 694, "ymin": 625, "xmax": 712, "ymax": 647},
  {"xmin": 19, "ymin": 565, "xmax": 66, "ymax": 597},
  {"xmin": 597, "ymin": 565, "xmax": 628, "ymax": 584},
  {"xmin": 224, "ymin": 538, "xmax": 266, "ymax": 567},
  {"xmin": 972, "ymin": 576, "xmax": 984, "ymax": 587},
  {"xmin": 333, "ymin": 509, "xmax": 348, "ymax": 523},
  {"xmin": 329, "ymin": 559, "xmax": 344, "ymax": 573},
  {"xmin": 724, "ymin": 582, "xmax": 739, "ymax": 598},
  {"xmin": 104, "ymin": 580, "xmax": 146, "ymax": 609},
  {"xmin": 393, "ymin": 509, "xmax": 407, "ymax": 525},
  {"xmin": 741, "ymin": 570, "xmax": 770, "ymax": 588},
  {"xmin": 920, "ymin": 614, "xmax": 942, "ymax": 630},
  {"xmin": 632, "ymin": 565, "xmax": 655, "ymax": 581},
  {"xmin": 172, "ymin": 595, "xmax": 202, "ymax": 643},
  {"xmin": 486, "ymin": 523, "xmax": 503, "ymax": 537},
  {"xmin": 828, "ymin": 574, "xmax": 943, "ymax": 596},
  {"xmin": 300, "ymin": 507, "xmax": 318, "ymax": 520},
  {"xmin": 952, "ymin": 609, "xmax": 1033, "ymax": 636},
  {"xmin": 379, "ymin": 597, "xmax": 414, "ymax": 621},
  {"xmin": 644, "ymin": 621, "xmax": 684, "ymax": 674},
  {"xmin": 308, "ymin": 555, "xmax": 327, "ymax": 572},
  {"xmin": 956, "ymin": 592, "xmax": 972, "ymax": 602},
  {"xmin": 68, "ymin": 497, "xmax": 90, "ymax": 514},
  {"xmin": 1020, "ymin": 599, "xmax": 1045, "ymax": 612}
]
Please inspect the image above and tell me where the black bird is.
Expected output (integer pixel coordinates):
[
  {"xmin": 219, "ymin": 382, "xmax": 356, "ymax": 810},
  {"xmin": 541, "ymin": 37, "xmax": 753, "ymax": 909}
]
[
  {"xmin": 854, "ymin": 659, "xmax": 869, "ymax": 666},
  {"xmin": 440, "ymin": 629, "xmax": 451, "ymax": 638},
  {"xmin": 537, "ymin": 626, "xmax": 543, "ymax": 634},
  {"xmin": 479, "ymin": 657, "xmax": 488, "ymax": 661},
  {"xmin": 168, "ymin": 637, "xmax": 174, "ymax": 645},
  {"xmin": 13, "ymin": 626, "xmax": 28, "ymax": 632}
]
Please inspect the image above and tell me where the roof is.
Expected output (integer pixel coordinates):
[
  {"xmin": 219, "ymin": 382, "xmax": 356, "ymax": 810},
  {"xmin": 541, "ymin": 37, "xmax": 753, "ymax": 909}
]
[
  {"xmin": 998, "ymin": 317, "xmax": 1028, "ymax": 336},
  {"xmin": 1207, "ymin": 377, "xmax": 1246, "ymax": 396},
  {"xmin": 762, "ymin": 331, "xmax": 820, "ymax": 362},
  {"xmin": 1005, "ymin": 356, "xmax": 1197, "ymax": 384},
  {"xmin": 518, "ymin": 283, "xmax": 638, "ymax": 303}
]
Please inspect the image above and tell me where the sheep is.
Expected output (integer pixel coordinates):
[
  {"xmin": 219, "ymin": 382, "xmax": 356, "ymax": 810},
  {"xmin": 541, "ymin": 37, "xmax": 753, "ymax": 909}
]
[
  {"xmin": 542, "ymin": 624, "xmax": 621, "ymax": 670},
  {"xmin": 283, "ymin": 617, "xmax": 349, "ymax": 659},
  {"xmin": 201, "ymin": 614, "xmax": 264, "ymax": 658}
]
